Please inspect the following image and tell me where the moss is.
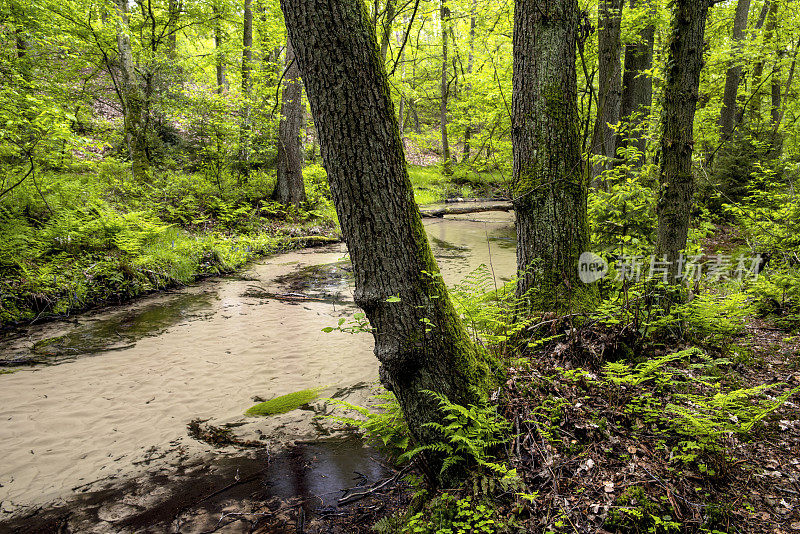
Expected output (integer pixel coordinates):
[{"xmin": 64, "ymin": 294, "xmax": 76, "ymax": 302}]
[
  {"xmin": 244, "ymin": 386, "xmax": 326, "ymax": 416},
  {"xmin": 0, "ymin": 369, "xmax": 17, "ymax": 374}
]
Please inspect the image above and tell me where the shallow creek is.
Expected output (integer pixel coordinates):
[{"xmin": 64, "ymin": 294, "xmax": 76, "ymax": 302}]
[{"xmin": 0, "ymin": 211, "xmax": 516, "ymax": 531}]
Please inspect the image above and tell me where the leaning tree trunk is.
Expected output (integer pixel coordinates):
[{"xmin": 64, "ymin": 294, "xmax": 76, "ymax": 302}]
[
  {"xmin": 619, "ymin": 0, "xmax": 654, "ymax": 164},
  {"xmin": 273, "ymin": 39, "xmax": 306, "ymax": 206},
  {"xmin": 115, "ymin": 0, "xmax": 149, "ymax": 181},
  {"xmin": 512, "ymin": 0, "xmax": 593, "ymax": 311},
  {"xmin": 590, "ymin": 0, "xmax": 624, "ymax": 179},
  {"xmin": 718, "ymin": 0, "xmax": 751, "ymax": 140},
  {"xmin": 279, "ymin": 0, "xmax": 492, "ymax": 482},
  {"xmin": 655, "ymin": 0, "xmax": 712, "ymax": 280}
]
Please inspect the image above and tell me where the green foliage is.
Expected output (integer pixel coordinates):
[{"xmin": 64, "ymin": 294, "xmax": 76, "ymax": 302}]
[
  {"xmin": 404, "ymin": 494, "xmax": 505, "ymax": 534},
  {"xmin": 324, "ymin": 391, "xmax": 411, "ymax": 460},
  {"xmin": 245, "ymin": 386, "xmax": 326, "ymax": 416},
  {"xmin": 399, "ymin": 391, "xmax": 512, "ymax": 479},
  {"xmin": 599, "ymin": 348, "xmax": 800, "ymax": 470},
  {"xmin": 449, "ymin": 265, "xmax": 530, "ymax": 344},
  {"xmin": 590, "ymin": 163, "xmax": 657, "ymax": 258},
  {"xmin": 0, "ymin": 169, "xmax": 335, "ymax": 323},
  {"xmin": 591, "ymin": 281, "xmax": 751, "ymax": 349},
  {"xmin": 322, "ymin": 312, "xmax": 373, "ymax": 334},
  {"xmin": 605, "ymin": 486, "xmax": 681, "ymax": 534}
]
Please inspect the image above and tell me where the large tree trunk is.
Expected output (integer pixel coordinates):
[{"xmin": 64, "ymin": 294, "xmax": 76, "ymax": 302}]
[
  {"xmin": 718, "ymin": 0, "xmax": 751, "ymax": 140},
  {"xmin": 440, "ymin": 0, "xmax": 452, "ymax": 174},
  {"xmin": 619, "ymin": 0, "xmax": 654, "ymax": 163},
  {"xmin": 590, "ymin": 0, "xmax": 624, "ymax": 178},
  {"xmin": 273, "ymin": 39, "xmax": 306, "ymax": 206},
  {"xmin": 116, "ymin": 0, "xmax": 149, "ymax": 181},
  {"xmin": 655, "ymin": 0, "xmax": 711, "ymax": 279},
  {"xmin": 239, "ymin": 0, "xmax": 253, "ymax": 176},
  {"xmin": 512, "ymin": 0, "xmax": 592, "ymax": 311},
  {"xmin": 279, "ymin": 0, "xmax": 491, "ymax": 482}
]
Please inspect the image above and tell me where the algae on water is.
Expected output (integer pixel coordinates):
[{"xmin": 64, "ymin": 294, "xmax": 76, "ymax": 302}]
[{"xmin": 245, "ymin": 387, "xmax": 326, "ymax": 416}]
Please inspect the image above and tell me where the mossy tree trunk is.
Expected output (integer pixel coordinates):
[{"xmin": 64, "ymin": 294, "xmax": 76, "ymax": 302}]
[
  {"xmin": 718, "ymin": 0, "xmax": 751, "ymax": 140},
  {"xmin": 279, "ymin": 0, "xmax": 492, "ymax": 482},
  {"xmin": 591, "ymin": 0, "xmax": 624, "ymax": 178},
  {"xmin": 655, "ymin": 0, "xmax": 712, "ymax": 280},
  {"xmin": 619, "ymin": 0, "xmax": 654, "ymax": 164},
  {"xmin": 512, "ymin": 0, "xmax": 593, "ymax": 311},
  {"xmin": 273, "ymin": 38, "xmax": 306, "ymax": 206}
]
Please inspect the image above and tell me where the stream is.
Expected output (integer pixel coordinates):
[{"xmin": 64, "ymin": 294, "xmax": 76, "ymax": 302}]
[{"xmin": 0, "ymin": 211, "xmax": 516, "ymax": 532}]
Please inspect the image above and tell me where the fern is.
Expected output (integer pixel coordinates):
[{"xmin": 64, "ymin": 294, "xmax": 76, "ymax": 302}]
[
  {"xmin": 323, "ymin": 392, "xmax": 411, "ymax": 460},
  {"xmin": 398, "ymin": 390, "xmax": 512, "ymax": 478}
]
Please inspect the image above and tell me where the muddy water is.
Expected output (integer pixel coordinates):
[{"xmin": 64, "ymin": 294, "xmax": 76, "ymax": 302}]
[{"xmin": 0, "ymin": 213, "xmax": 516, "ymax": 524}]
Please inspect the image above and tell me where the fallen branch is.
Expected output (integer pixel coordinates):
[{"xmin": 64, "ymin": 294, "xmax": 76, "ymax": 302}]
[
  {"xmin": 419, "ymin": 201, "xmax": 513, "ymax": 218},
  {"xmin": 337, "ymin": 465, "xmax": 411, "ymax": 505}
]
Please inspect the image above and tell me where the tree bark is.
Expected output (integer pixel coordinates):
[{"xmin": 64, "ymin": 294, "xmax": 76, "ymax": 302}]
[
  {"xmin": 273, "ymin": 38, "xmax": 306, "ymax": 206},
  {"xmin": 771, "ymin": 36, "xmax": 800, "ymax": 157},
  {"xmin": 239, "ymin": 0, "xmax": 253, "ymax": 175},
  {"xmin": 512, "ymin": 0, "xmax": 592, "ymax": 310},
  {"xmin": 116, "ymin": 0, "xmax": 149, "ymax": 181},
  {"xmin": 279, "ymin": 0, "xmax": 492, "ymax": 482},
  {"xmin": 212, "ymin": 3, "xmax": 227, "ymax": 94},
  {"xmin": 462, "ymin": 1, "xmax": 477, "ymax": 164},
  {"xmin": 655, "ymin": 0, "xmax": 712, "ymax": 280},
  {"xmin": 590, "ymin": 0, "xmax": 624, "ymax": 178},
  {"xmin": 379, "ymin": 0, "xmax": 396, "ymax": 61},
  {"xmin": 619, "ymin": 0, "xmax": 654, "ymax": 163},
  {"xmin": 440, "ymin": 0, "xmax": 452, "ymax": 174},
  {"xmin": 718, "ymin": 0, "xmax": 751, "ymax": 139},
  {"xmin": 748, "ymin": 0, "xmax": 777, "ymax": 122}
]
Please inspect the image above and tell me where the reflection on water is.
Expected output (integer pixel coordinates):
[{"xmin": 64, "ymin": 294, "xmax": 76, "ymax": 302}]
[
  {"xmin": 27, "ymin": 292, "xmax": 216, "ymax": 363},
  {"xmin": 0, "ymin": 213, "xmax": 516, "ymax": 520}
]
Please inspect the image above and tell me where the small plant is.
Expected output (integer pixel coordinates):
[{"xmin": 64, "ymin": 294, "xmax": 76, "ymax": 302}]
[
  {"xmin": 399, "ymin": 390, "xmax": 512, "ymax": 479},
  {"xmin": 404, "ymin": 494, "xmax": 505, "ymax": 534},
  {"xmin": 324, "ymin": 391, "xmax": 412, "ymax": 460},
  {"xmin": 322, "ymin": 311, "xmax": 373, "ymax": 334}
]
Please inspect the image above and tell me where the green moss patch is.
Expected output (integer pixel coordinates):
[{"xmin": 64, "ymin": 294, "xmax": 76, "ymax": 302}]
[{"xmin": 245, "ymin": 387, "xmax": 326, "ymax": 416}]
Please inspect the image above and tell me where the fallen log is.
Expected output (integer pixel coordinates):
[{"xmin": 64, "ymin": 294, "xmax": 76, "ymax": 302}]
[{"xmin": 419, "ymin": 201, "xmax": 514, "ymax": 218}]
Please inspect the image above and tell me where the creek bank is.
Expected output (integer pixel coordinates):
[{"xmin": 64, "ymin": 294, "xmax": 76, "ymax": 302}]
[
  {"xmin": 0, "ymin": 232, "xmax": 340, "ymax": 337},
  {"xmin": 0, "ymin": 213, "xmax": 518, "ymax": 526}
]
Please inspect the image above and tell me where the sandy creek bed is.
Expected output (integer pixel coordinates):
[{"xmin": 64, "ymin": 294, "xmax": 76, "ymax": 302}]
[{"xmin": 0, "ymin": 212, "xmax": 516, "ymax": 532}]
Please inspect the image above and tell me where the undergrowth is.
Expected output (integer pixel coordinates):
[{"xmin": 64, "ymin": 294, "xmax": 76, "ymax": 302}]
[{"xmin": 0, "ymin": 164, "xmax": 337, "ymax": 324}]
